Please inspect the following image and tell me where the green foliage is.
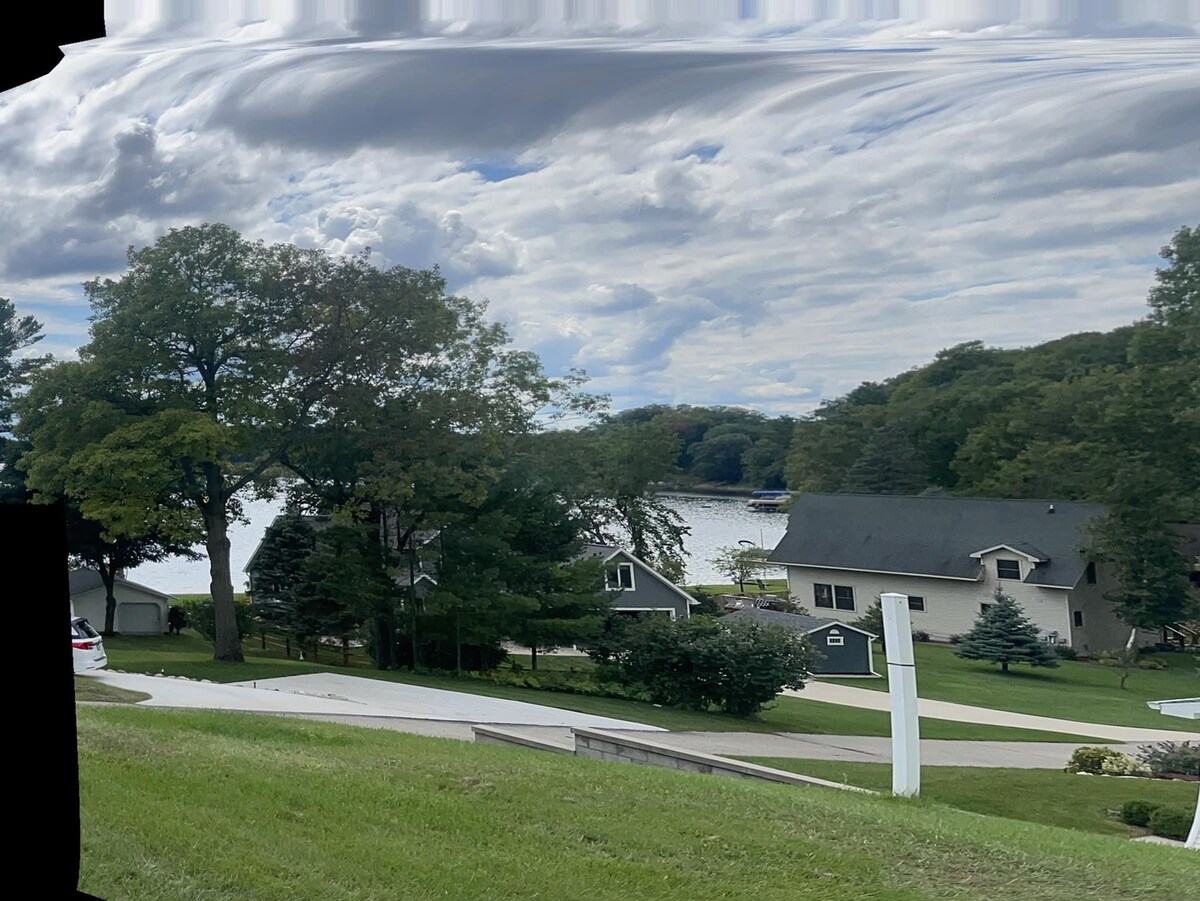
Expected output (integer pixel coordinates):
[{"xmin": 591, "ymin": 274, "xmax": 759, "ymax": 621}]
[
  {"xmin": 1137, "ymin": 741, "xmax": 1200, "ymax": 778},
  {"xmin": 1148, "ymin": 805, "xmax": 1193, "ymax": 841},
  {"xmin": 710, "ymin": 545, "xmax": 771, "ymax": 592},
  {"xmin": 1088, "ymin": 513, "xmax": 1198, "ymax": 630},
  {"xmin": 589, "ymin": 615, "xmax": 814, "ymax": 717},
  {"xmin": 481, "ymin": 668, "xmax": 643, "ymax": 701},
  {"xmin": 176, "ymin": 597, "xmax": 258, "ymax": 643},
  {"xmin": 851, "ymin": 598, "xmax": 885, "ymax": 650},
  {"xmin": 1099, "ymin": 753, "xmax": 1152, "ymax": 777},
  {"xmin": 1118, "ymin": 799, "xmax": 1163, "ymax": 828},
  {"xmin": 0, "ymin": 297, "xmax": 48, "ymax": 434},
  {"xmin": 839, "ymin": 423, "xmax": 928, "ymax": 494},
  {"xmin": 1053, "ymin": 645, "xmax": 1079, "ymax": 660},
  {"xmin": 1065, "ymin": 746, "xmax": 1125, "ymax": 775},
  {"xmin": 954, "ymin": 590, "xmax": 1060, "ymax": 673}
]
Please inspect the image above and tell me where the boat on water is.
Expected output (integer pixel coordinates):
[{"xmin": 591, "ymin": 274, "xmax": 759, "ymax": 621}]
[{"xmin": 747, "ymin": 490, "xmax": 790, "ymax": 511}]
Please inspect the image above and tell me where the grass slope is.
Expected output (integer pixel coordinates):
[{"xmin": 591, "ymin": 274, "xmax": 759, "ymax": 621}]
[
  {"xmin": 78, "ymin": 707, "xmax": 1197, "ymax": 901},
  {"xmin": 75, "ymin": 676, "xmax": 150, "ymax": 704},
  {"xmin": 738, "ymin": 758, "xmax": 1199, "ymax": 837},
  {"xmin": 104, "ymin": 632, "xmax": 1093, "ymax": 741},
  {"xmin": 824, "ymin": 642, "xmax": 1200, "ymax": 732}
]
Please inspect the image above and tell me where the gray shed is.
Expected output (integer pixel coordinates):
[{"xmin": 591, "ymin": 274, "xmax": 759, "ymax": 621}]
[{"xmin": 721, "ymin": 607, "xmax": 877, "ymax": 676}]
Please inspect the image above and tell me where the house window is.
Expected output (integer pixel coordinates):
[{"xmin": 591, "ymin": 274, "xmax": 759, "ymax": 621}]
[
  {"xmin": 606, "ymin": 563, "xmax": 635, "ymax": 591},
  {"xmin": 814, "ymin": 584, "xmax": 834, "ymax": 609},
  {"xmin": 1085, "ymin": 562, "xmax": 1097, "ymax": 584},
  {"xmin": 1073, "ymin": 611, "xmax": 1083, "ymax": 628},
  {"xmin": 826, "ymin": 634, "xmax": 845, "ymax": 647},
  {"xmin": 907, "ymin": 596, "xmax": 926, "ymax": 612},
  {"xmin": 833, "ymin": 586, "xmax": 855, "ymax": 611},
  {"xmin": 996, "ymin": 559, "xmax": 1021, "ymax": 580}
]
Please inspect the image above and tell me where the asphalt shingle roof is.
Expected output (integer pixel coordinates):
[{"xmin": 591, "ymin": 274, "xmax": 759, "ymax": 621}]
[{"xmin": 767, "ymin": 494, "xmax": 1107, "ymax": 589}]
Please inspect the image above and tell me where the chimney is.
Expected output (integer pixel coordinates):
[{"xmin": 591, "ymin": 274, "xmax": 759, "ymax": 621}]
[{"xmin": 1047, "ymin": 504, "xmax": 1055, "ymax": 514}]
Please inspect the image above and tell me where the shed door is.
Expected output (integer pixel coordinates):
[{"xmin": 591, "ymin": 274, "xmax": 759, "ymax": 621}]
[{"xmin": 119, "ymin": 603, "xmax": 162, "ymax": 634}]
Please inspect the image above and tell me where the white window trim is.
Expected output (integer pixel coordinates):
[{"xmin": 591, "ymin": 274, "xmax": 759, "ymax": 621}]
[
  {"xmin": 606, "ymin": 562, "xmax": 636, "ymax": 592},
  {"xmin": 826, "ymin": 634, "xmax": 845, "ymax": 647}
]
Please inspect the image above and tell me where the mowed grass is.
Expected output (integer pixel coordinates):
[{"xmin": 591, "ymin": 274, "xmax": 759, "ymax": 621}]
[
  {"xmin": 824, "ymin": 642, "xmax": 1200, "ymax": 732},
  {"xmin": 75, "ymin": 676, "xmax": 150, "ymax": 704},
  {"xmin": 737, "ymin": 758, "xmax": 1200, "ymax": 838},
  {"xmin": 77, "ymin": 706, "xmax": 1197, "ymax": 901},
  {"xmin": 104, "ymin": 631, "xmax": 1095, "ymax": 741}
]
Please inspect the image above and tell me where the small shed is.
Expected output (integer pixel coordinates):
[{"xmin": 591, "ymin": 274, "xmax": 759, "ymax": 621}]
[
  {"xmin": 721, "ymin": 607, "xmax": 878, "ymax": 676},
  {"xmin": 68, "ymin": 569, "xmax": 172, "ymax": 635}
]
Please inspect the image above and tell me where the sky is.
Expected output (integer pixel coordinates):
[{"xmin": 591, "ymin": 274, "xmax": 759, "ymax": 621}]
[{"xmin": 2, "ymin": 1, "xmax": 1198, "ymax": 417}]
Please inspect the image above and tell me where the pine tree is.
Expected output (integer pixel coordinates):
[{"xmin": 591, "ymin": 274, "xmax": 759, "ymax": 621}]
[
  {"xmin": 839, "ymin": 423, "xmax": 928, "ymax": 495},
  {"xmin": 954, "ymin": 589, "xmax": 1060, "ymax": 673}
]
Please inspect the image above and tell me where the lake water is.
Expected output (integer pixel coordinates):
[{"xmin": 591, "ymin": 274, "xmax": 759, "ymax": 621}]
[{"xmin": 128, "ymin": 492, "xmax": 789, "ymax": 593}]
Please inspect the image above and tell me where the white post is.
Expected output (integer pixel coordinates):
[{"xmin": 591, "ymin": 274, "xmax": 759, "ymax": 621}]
[
  {"xmin": 881, "ymin": 592, "xmax": 920, "ymax": 798},
  {"xmin": 1188, "ymin": 788, "xmax": 1199, "ymax": 850}
]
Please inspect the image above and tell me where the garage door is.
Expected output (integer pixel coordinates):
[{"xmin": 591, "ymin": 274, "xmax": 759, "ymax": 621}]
[{"xmin": 118, "ymin": 603, "xmax": 162, "ymax": 634}]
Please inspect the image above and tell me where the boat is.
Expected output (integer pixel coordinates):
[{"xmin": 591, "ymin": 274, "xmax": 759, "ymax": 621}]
[{"xmin": 747, "ymin": 490, "xmax": 790, "ymax": 511}]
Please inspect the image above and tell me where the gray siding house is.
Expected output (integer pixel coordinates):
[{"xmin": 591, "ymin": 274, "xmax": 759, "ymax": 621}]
[
  {"xmin": 721, "ymin": 607, "xmax": 877, "ymax": 676},
  {"xmin": 767, "ymin": 493, "xmax": 1162, "ymax": 656},
  {"xmin": 577, "ymin": 544, "xmax": 697, "ymax": 620}
]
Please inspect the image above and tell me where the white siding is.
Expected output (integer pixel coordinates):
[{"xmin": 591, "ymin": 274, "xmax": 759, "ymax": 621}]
[{"xmin": 785, "ymin": 562, "xmax": 1072, "ymax": 644}]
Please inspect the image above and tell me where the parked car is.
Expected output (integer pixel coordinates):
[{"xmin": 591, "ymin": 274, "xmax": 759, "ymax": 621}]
[{"xmin": 71, "ymin": 617, "xmax": 107, "ymax": 673}]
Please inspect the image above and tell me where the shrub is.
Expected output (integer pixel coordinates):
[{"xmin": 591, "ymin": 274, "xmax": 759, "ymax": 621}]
[
  {"xmin": 1148, "ymin": 806, "xmax": 1193, "ymax": 842},
  {"xmin": 912, "ymin": 630, "xmax": 931, "ymax": 643},
  {"xmin": 588, "ymin": 614, "xmax": 815, "ymax": 717},
  {"xmin": 175, "ymin": 597, "xmax": 258, "ymax": 642},
  {"xmin": 1119, "ymin": 799, "xmax": 1163, "ymax": 827},
  {"xmin": 1137, "ymin": 741, "xmax": 1200, "ymax": 778},
  {"xmin": 1053, "ymin": 645, "xmax": 1078, "ymax": 660},
  {"xmin": 1100, "ymin": 753, "xmax": 1151, "ymax": 777},
  {"xmin": 1136, "ymin": 657, "xmax": 1167, "ymax": 670},
  {"xmin": 948, "ymin": 634, "xmax": 963, "ymax": 645},
  {"xmin": 1066, "ymin": 746, "xmax": 1125, "ymax": 775}
]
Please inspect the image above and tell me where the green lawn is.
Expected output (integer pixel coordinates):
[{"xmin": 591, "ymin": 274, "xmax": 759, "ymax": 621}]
[
  {"xmin": 826, "ymin": 642, "xmax": 1200, "ymax": 732},
  {"xmin": 737, "ymin": 758, "xmax": 1199, "ymax": 838},
  {"xmin": 103, "ymin": 631, "xmax": 1094, "ymax": 741},
  {"xmin": 75, "ymin": 676, "xmax": 150, "ymax": 704},
  {"xmin": 691, "ymin": 580, "xmax": 789, "ymax": 595},
  {"xmin": 78, "ymin": 706, "xmax": 1197, "ymax": 901}
]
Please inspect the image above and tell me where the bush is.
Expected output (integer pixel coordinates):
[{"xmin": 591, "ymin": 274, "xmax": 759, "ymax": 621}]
[
  {"xmin": 912, "ymin": 630, "xmax": 931, "ymax": 643},
  {"xmin": 1100, "ymin": 753, "xmax": 1151, "ymax": 777},
  {"xmin": 1148, "ymin": 806, "xmax": 1193, "ymax": 842},
  {"xmin": 1136, "ymin": 657, "xmax": 1167, "ymax": 670},
  {"xmin": 1119, "ymin": 799, "xmax": 1163, "ymax": 827},
  {"xmin": 1066, "ymin": 747, "xmax": 1125, "ymax": 775},
  {"xmin": 175, "ymin": 597, "xmax": 258, "ymax": 642},
  {"xmin": 948, "ymin": 634, "xmax": 963, "ymax": 645},
  {"xmin": 1137, "ymin": 741, "xmax": 1200, "ymax": 778},
  {"xmin": 589, "ymin": 614, "xmax": 815, "ymax": 717},
  {"xmin": 1053, "ymin": 645, "xmax": 1078, "ymax": 660},
  {"xmin": 482, "ymin": 668, "xmax": 642, "ymax": 701}
]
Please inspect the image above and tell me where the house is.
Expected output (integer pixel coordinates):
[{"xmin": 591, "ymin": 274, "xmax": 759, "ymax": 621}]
[
  {"xmin": 767, "ymin": 493, "xmax": 1162, "ymax": 656},
  {"xmin": 69, "ymin": 569, "xmax": 172, "ymax": 635},
  {"xmin": 721, "ymin": 607, "xmax": 877, "ymax": 676},
  {"xmin": 576, "ymin": 543, "xmax": 698, "ymax": 620}
]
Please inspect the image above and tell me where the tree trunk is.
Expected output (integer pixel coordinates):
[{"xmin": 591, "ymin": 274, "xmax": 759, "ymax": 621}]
[
  {"xmin": 374, "ymin": 616, "xmax": 393, "ymax": 669},
  {"xmin": 455, "ymin": 608, "xmax": 463, "ymax": 677},
  {"xmin": 342, "ymin": 634, "xmax": 350, "ymax": 667},
  {"xmin": 260, "ymin": 631, "xmax": 267, "ymax": 650},
  {"xmin": 204, "ymin": 502, "xmax": 244, "ymax": 662},
  {"xmin": 530, "ymin": 644, "xmax": 538, "ymax": 671},
  {"xmin": 98, "ymin": 561, "xmax": 118, "ymax": 636},
  {"xmin": 285, "ymin": 634, "xmax": 291, "ymax": 658},
  {"xmin": 408, "ymin": 547, "xmax": 419, "ymax": 671},
  {"xmin": 312, "ymin": 640, "xmax": 318, "ymax": 664},
  {"xmin": 1001, "ymin": 660, "xmax": 1009, "ymax": 673}
]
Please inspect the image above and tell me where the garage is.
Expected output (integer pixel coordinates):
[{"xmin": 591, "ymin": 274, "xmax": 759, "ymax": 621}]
[{"xmin": 69, "ymin": 569, "xmax": 172, "ymax": 635}]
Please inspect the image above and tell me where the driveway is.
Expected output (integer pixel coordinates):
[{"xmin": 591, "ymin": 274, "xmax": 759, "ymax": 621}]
[
  {"xmin": 787, "ymin": 681, "xmax": 1198, "ymax": 743},
  {"xmin": 83, "ymin": 671, "xmax": 663, "ymax": 732}
]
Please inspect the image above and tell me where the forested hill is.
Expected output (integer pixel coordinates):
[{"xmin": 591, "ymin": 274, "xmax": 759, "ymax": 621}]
[{"xmin": 595, "ymin": 225, "xmax": 1199, "ymax": 524}]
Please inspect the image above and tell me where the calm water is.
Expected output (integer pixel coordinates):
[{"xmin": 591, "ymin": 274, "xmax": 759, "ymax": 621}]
[{"xmin": 128, "ymin": 493, "xmax": 789, "ymax": 593}]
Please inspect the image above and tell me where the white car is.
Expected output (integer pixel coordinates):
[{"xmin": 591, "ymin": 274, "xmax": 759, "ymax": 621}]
[{"xmin": 71, "ymin": 617, "xmax": 108, "ymax": 673}]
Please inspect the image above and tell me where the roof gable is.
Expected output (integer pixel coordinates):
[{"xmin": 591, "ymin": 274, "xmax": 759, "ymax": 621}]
[
  {"xmin": 721, "ymin": 606, "xmax": 877, "ymax": 638},
  {"xmin": 575, "ymin": 543, "xmax": 698, "ymax": 606},
  {"xmin": 68, "ymin": 568, "xmax": 174, "ymax": 601},
  {"xmin": 768, "ymin": 494, "xmax": 1106, "ymax": 589}
]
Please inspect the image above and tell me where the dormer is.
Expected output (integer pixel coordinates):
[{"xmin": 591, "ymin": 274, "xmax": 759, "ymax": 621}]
[{"xmin": 969, "ymin": 544, "xmax": 1050, "ymax": 582}]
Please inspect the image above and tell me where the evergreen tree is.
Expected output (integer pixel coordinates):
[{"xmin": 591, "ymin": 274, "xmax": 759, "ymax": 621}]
[
  {"xmin": 954, "ymin": 590, "xmax": 1060, "ymax": 673},
  {"xmin": 840, "ymin": 423, "xmax": 928, "ymax": 495}
]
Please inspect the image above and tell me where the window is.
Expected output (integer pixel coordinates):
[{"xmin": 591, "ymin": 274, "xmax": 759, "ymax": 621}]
[
  {"xmin": 907, "ymin": 596, "xmax": 925, "ymax": 612},
  {"xmin": 826, "ymin": 633, "xmax": 844, "ymax": 647},
  {"xmin": 833, "ymin": 585, "xmax": 855, "ymax": 611},
  {"xmin": 1073, "ymin": 611, "xmax": 1083, "ymax": 628},
  {"xmin": 606, "ymin": 563, "xmax": 635, "ymax": 591},
  {"xmin": 813, "ymin": 583, "xmax": 834, "ymax": 608},
  {"xmin": 996, "ymin": 558, "xmax": 1021, "ymax": 580},
  {"xmin": 1085, "ymin": 562, "xmax": 1097, "ymax": 584}
]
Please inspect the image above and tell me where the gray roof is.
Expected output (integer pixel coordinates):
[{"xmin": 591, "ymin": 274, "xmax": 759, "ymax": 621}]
[
  {"xmin": 68, "ymin": 568, "xmax": 173, "ymax": 601},
  {"xmin": 722, "ymin": 606, "xmax": 876, "ymax": 638},
  {"xmin": 767, "ymin": 494, "xmax": 1107, "ymax": 589}
]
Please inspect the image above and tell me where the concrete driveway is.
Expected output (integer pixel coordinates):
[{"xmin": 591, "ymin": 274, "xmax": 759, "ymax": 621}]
[{"xmin": 83, "ymin": 671, "xmax": 663, "ymax": 731}]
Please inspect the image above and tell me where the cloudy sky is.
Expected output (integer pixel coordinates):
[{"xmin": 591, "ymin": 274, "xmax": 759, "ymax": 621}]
[{"xmin": 2, "ymin": 1, "xmax": 1198, "ymax": 416}]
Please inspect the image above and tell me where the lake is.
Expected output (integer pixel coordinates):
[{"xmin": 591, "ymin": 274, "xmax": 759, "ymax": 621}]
[{"xmin": 127, "ymin": 492, "xmax": 789, "ymax": 594}]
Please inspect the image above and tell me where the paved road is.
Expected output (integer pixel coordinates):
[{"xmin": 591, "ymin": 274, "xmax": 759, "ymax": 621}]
[
  {"xmin": 85, "ymin": 671, "xmax": 663, "ymax": 731},
  {"xmin": 789, "ymin": 681, "xmax": 1198, "ymax": 742}
]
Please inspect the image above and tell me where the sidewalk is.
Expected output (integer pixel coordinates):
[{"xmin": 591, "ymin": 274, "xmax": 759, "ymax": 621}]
[{"xmin": 785, "ymin": 681, "xmax": 1198, "ymax": 742}]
